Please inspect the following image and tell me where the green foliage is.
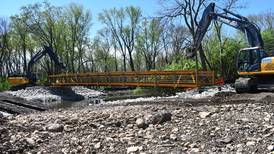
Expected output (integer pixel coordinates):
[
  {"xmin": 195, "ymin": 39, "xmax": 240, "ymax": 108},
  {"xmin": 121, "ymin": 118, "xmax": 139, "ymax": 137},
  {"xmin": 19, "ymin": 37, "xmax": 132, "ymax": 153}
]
[
  {"xmin": 36, "ymin": 75, "xmax": 48, "ymax": 85},
  {"xmin": 164, "ymin": 57, "xmax": 201, "ymax": 71},
  {"xmin": 2, "ymin": 1, "xmax": 270, "ymax": 87},
  {"xmin": 136, "ymin": 18, "xmax": 163, "ymax": 70},
  {"xmin": 0, "ymin": 78, "xmax": 11, "ymax": 91},
  {"xmin": 133, "ymin": 87, "xmax": 144, "ymax": 95},
  {"xmin": 262, "ymin": 29, "xmax": 274, "ymax": 51},
  {"xmin": 133, "ymin": 87, "xmax": 176, "ymax": 96},
  {"xmin": 204, "ymin": 34, "xmax": 245, "ymax": 82},
  {"xmin": 6, "ymin": 2, "xmax": 92, "ymax": 75},
  {"xmin": 99, "ymin": 6, "xmax": 142, "ymax": 71}
]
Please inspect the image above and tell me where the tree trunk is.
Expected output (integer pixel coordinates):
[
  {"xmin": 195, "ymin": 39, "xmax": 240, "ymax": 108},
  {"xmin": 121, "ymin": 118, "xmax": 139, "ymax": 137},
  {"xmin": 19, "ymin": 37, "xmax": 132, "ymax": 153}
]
[
  {"xmin": 122, "ymin": 54, "xmax": 126, "ymax": 71},
  {"xmin": 128, "ymin": 51, "xmax": 135, "ymax": 71},
  {"xmin": 198, "ymin": 46, "xmax": 212, "ymax": 71},
  {"xmin": 22, "ymin": 40, "xmax": 27, "ymax": 74},
  {"xmin": 114, "ymin": 48, "xmax": 118, "ymax": 71}
]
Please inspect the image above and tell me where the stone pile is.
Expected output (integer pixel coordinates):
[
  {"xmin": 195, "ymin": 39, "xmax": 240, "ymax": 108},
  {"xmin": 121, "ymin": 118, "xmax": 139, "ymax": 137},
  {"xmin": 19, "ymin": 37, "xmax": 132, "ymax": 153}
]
[{"xmin": 6, "ymin": 86, "xmax": 103, "ymax": 106}]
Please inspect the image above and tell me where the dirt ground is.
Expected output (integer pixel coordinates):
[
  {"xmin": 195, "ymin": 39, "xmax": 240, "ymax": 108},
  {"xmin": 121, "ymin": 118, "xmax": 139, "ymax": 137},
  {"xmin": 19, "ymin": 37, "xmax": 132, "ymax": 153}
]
[{"xmin": 1, "ymin": 92, "xmax": 274, "ymax": 153}]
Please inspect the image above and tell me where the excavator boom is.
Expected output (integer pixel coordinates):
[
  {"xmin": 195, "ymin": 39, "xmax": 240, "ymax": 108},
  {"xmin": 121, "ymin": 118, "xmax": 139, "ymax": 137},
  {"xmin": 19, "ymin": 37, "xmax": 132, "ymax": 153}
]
[{"xmin": 192, "ymin": 2, "xmax": 263, "ymax": 56}]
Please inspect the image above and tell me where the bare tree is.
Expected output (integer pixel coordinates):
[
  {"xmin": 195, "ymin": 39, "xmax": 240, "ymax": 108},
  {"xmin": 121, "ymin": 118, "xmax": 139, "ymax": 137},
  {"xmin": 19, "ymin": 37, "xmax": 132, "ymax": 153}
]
[
  {"xmin": 160, "ymin": 0, "xmax": 211, "ymax": 70},
  {"xmin": 169, "ymin": 24, "xmax": 190, "ymax": 63},
  {"xmin": 249, "ymin": 10, "xmax": 274, "ymax": 30}
]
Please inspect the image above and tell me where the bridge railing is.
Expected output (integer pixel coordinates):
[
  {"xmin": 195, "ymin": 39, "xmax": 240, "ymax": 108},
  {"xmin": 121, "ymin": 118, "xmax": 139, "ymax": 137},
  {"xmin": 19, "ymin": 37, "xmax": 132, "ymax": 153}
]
[{"xmin": 48, "ymin": 70, "xmax": 215, "ymax": 89}]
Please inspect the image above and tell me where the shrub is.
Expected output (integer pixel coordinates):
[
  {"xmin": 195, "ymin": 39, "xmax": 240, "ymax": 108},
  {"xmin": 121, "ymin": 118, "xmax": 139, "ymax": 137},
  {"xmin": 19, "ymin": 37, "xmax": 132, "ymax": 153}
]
[
  {"xmin": 0, "ymin": 78, "xmax": 11, "ymax": 91},
  {"xmin": 164, "ymin": 58, "xmax": 201, "ymax": 71},
  {"xmin": 36, "ymin": 75, "xmax": 48, "ymax": 85}
]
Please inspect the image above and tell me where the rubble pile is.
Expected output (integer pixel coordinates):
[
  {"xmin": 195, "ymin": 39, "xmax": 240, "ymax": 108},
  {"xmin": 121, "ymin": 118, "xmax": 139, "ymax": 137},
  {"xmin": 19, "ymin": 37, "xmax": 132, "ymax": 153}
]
[
  {"xmin": 72, "ymin": 86, "xmax": 103, "ymax": 98},
  {"xmin": 6, "ymin": 87, "xmax": 61, "ymax": 104},
  {"xmin": 5, "ymin": 86, "xmax": 103, "ymax": 105},
  {"xmin": 1, "ymin": 92, "xmax": 274, "ymax": 153}
]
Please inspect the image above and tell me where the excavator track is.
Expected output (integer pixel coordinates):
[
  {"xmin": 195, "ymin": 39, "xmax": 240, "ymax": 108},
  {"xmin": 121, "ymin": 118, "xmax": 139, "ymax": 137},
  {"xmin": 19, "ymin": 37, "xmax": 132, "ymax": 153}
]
[{"xmin": 235, "ymin": 77, "xmax": 258, "ymax": 93}]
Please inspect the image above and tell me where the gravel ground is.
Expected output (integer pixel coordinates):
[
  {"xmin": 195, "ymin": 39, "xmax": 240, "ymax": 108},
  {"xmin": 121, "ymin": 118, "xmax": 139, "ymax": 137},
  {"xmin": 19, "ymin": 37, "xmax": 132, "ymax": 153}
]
[{"xmin": 1, "ymin": 92, "xmax": 274, "ymax": 153}]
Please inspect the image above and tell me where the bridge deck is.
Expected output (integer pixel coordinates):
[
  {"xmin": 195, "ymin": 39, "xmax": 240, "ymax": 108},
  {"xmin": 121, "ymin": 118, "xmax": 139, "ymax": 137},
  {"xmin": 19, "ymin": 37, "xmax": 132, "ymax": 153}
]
[{"xmin": 48, "ymin": 70, "xmax": 216, "ymax": 89}]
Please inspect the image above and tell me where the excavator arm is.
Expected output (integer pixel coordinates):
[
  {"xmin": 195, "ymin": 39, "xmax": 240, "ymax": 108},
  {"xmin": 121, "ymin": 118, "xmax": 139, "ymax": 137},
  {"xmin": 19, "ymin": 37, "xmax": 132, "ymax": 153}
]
[
  {"xmin": 8, "ymin": 45, "xmax": 65, "ymax": 89},
  {"xmin": 191, "ymin": 3, "xmax": 263, "ymax": 56},
  {"xmin": 26, "ymin": 45, "xmax": 66, "ymax": 84}
]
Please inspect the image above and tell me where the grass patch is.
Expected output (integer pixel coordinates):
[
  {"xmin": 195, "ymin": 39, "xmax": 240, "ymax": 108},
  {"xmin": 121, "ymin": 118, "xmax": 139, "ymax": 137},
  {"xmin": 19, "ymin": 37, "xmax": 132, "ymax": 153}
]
[
  {"xmin": 133, "ymin": 87, "xmax": 145, "ymax": 95},
  {"xmin": 0, "ymin": 78, "xmax": 11, "ymax": 91},
  {"xmin": 133, "ymin": 87, "xmax": 177, "ymax": 96}
]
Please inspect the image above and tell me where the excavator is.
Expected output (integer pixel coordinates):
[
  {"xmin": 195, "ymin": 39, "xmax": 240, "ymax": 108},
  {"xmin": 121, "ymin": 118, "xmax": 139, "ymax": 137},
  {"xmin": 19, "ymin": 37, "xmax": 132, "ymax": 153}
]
[
  {"xmin": 191, "ymin": 2, "xmax": 274, "ymax": 93},
  {"xmin": 8, "ymin": 45, "xmax": 65, "ymax": 89}
]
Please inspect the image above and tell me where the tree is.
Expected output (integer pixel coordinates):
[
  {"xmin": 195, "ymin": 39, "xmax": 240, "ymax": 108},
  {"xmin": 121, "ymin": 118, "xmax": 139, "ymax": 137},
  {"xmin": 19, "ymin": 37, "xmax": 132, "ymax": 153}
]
[
  {"xmin": 10, "ymin": 14, "xmax": 30, "ymax": 74},
  {"xmin": 16, "ymin": 2, "xmax": 92, "ymax": 73},
  {"xmin": 203, "ymin": 32, "xmax": 245, "ymax": 82},
  {"xmin": 159, "ymin": 23, "xmax": 191, "ymax": 67},
  {"xmin": 19, "ymin": 2, "xmax": 64, "ymax": 74},
  {"xmin": 94, "ymin": 28, "xmax": 113, "ymax": 72},
  {"xmin": 0, "ymin": 18, "xmax": 13, "ymax": 76},
  {"xmin": 262, "ymin": 29, "xmax": 274, "ymax": 52},
  {"xmin": 160, "ymin": 0, "xmax": 211, "ymax": 70},
  {"xmin": 112, "ymin": 37, "xmax": 119, "ymax": 71},
  {"xmin": 169, "ymin": 24, "xmax": 190, "ymax": 63},
  {"xmin": 64, "ymin": 3, "xmax": 92, "ymax": 72},
  {"xmin": 136, "ymin": 19, "xmax": 163, "ymax": 70},
  {"xmin": 249, "ymin": 10, "xmax": 274, "ymax": 30},
  {"xmin": 211, "ymin": 0, "xmax": 244, "ymax": 77},
  {"xmin": 99, "ymin": 6, "xmax": 142, "ymax": 71}
]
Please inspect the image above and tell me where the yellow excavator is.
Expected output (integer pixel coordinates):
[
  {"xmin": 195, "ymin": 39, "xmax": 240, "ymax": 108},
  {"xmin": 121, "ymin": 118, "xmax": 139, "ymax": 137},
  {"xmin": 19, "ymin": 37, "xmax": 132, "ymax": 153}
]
[
  {"xmin": 191, "ymin": 3, "xmax": 274, "ymax": 93},
  {"xmin": 8, "ymin": 45, "xmax": 65, "ymax": 90}
]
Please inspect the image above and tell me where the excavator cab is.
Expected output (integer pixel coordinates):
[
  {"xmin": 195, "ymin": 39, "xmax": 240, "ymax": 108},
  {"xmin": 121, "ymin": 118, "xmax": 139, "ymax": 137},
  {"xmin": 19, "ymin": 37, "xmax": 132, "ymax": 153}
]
[{"xmin": 237, "ymin": 47, "xmax": 268, "ymax": 72}]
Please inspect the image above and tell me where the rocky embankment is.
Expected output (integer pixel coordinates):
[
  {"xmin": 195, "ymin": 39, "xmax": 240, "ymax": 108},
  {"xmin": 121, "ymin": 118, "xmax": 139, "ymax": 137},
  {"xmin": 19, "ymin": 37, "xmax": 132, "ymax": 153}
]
[{"xmin": 1, "ymin": 92, "xmax": 274, "ymax": 153}]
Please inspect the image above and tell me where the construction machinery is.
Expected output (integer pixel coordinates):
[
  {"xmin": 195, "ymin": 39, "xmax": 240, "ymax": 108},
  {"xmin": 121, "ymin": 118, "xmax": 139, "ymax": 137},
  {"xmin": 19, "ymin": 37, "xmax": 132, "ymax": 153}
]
[
  {"xmin": 8, "ymin": 46, "xmax": 65, "ymax": 89},
  {"xmin": 191, "ymin": 2, "xmax": 274, "ymax": 93}
]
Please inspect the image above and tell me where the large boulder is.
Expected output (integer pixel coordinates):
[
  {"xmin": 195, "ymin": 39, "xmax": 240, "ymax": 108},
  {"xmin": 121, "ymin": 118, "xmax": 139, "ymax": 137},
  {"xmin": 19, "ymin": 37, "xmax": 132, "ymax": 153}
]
[
  {"xmin": 46, "ymin": 123, "xmax": 64, "ymax": 132},
  {"xmin": 136, "ymin": 111, "xmax": 172, "ymax": 129},
  {"xmin": 145, "ymin": 111, "xmax": 172, "ymax": 125}
]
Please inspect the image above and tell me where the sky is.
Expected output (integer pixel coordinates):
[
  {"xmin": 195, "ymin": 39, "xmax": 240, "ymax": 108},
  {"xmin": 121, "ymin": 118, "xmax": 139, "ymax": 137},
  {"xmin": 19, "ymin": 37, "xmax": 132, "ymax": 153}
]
[{"xmin": 0, "ymin": 0, "xmax": 273, "ymax": 36}]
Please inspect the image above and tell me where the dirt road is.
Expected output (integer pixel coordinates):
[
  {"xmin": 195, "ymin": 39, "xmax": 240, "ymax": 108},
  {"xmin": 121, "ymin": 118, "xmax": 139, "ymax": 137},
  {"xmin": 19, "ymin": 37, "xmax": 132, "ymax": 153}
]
[{"xmin": 1, "ymin": 92, "xmax": 274, "ymax": 153}]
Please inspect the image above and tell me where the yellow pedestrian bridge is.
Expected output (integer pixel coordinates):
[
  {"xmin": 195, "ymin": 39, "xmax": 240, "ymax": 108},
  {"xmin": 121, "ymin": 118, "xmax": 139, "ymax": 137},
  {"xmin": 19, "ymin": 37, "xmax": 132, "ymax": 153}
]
[{"xmin": 48, "ymin": 70, "xmax": 222, "ymax": 89}]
